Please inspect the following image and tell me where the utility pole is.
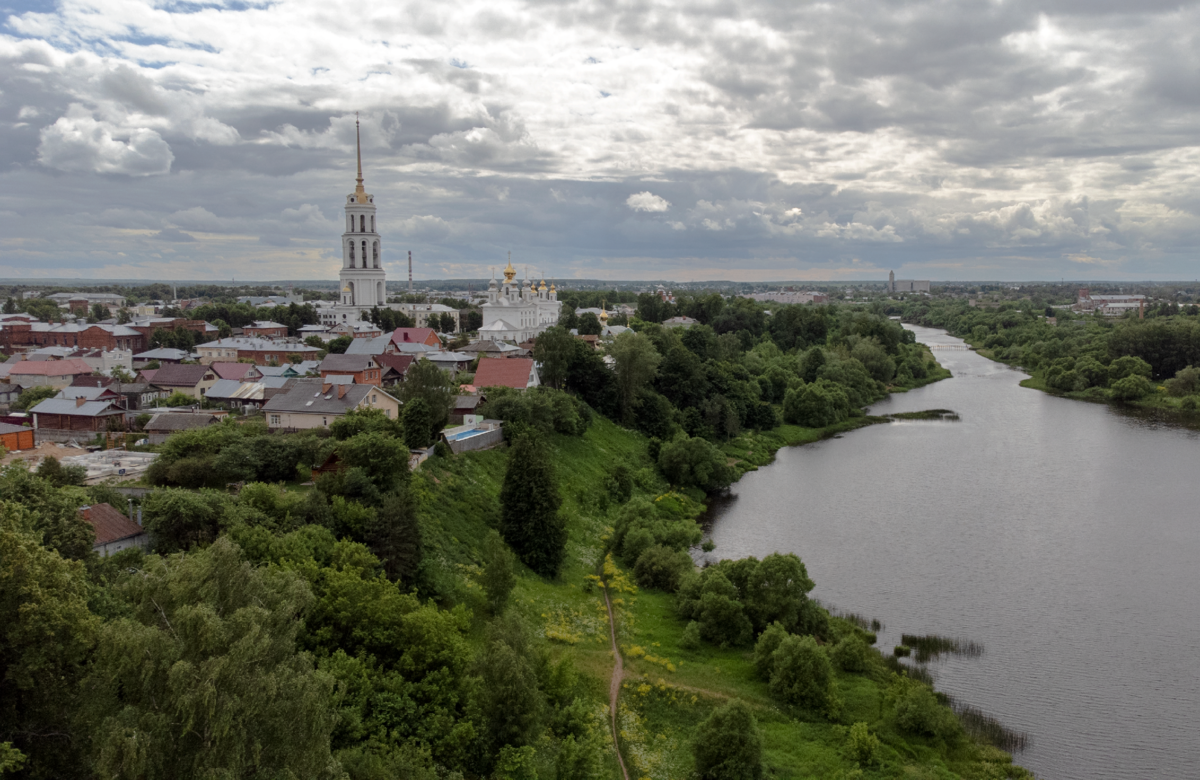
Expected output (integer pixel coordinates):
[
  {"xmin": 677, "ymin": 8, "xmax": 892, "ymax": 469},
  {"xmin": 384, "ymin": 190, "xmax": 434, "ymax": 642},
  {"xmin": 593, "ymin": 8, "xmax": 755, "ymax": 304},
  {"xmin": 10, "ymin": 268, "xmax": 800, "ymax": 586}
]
[{"xmin": 408, "ymin": 250, "xmax": 413, "ymax": 294}]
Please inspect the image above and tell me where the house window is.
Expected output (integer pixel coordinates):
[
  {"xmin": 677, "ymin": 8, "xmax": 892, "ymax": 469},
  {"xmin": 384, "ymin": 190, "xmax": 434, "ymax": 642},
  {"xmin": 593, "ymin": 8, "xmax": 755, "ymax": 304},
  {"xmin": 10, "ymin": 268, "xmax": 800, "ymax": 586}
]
[
  {"xmin": 372, "ymin": 394, "xmax": 377, "ymax": 403},
  {"xmin": 269, "ymin": 415, "xmax": 280, "ymax": 425},
  {"xmin": 322, "ymin": 417, "xmax": 327, "ymax": 426}
]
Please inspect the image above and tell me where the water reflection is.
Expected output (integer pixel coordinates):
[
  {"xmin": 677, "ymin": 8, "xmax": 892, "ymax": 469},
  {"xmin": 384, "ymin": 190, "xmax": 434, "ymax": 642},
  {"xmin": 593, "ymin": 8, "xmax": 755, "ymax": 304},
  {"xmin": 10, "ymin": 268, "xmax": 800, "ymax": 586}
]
[{"xmin": 705, "ymin": 324, "xmax": 1200, "ymax": 780}]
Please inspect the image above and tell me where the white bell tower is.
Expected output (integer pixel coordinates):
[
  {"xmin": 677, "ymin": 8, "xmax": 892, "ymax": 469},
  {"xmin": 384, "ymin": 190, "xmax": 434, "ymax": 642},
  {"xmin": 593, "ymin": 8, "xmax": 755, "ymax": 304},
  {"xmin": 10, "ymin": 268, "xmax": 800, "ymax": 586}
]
[{"xmin": 339, "ymin": 115, "xmax": 387, "ymax": 309}]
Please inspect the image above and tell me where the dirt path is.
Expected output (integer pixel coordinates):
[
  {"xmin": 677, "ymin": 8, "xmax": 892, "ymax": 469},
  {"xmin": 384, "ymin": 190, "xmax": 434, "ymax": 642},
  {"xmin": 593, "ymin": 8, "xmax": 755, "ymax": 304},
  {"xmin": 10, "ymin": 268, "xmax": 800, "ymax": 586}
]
[{"xmin": 602, "ymin": 583, "xmax": 631, "ymax": 780}]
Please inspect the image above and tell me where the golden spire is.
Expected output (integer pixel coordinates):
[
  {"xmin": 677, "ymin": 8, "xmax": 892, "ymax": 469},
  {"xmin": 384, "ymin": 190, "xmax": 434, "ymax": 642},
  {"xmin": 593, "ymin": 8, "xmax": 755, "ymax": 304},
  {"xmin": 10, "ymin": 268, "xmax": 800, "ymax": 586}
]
[
  {"xmin": 539, "ymin": 279, "xmax": 547, "ymax": 291},
  {"xmin": 503, "ymin": 251, "xmax": 516, "ymax": 283},
  {"xmin": 354, "ymin": 113, "xmax": 368, "ymax": 203},
  {"xmin": 600, "ymin": 299, "xmax": 609, "ymax": 321}
]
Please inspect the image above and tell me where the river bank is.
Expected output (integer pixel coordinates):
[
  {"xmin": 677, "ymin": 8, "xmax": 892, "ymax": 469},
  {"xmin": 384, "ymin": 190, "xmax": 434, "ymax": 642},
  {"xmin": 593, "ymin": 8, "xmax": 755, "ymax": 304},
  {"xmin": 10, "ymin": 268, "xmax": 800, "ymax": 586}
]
[
  {"xmin": 417, "ymin": 344, "xmax": 1034, "ymax": 778},
  {"xmin": 704, "ymin": 323, "xmax": 1200, "ymax": 780}
]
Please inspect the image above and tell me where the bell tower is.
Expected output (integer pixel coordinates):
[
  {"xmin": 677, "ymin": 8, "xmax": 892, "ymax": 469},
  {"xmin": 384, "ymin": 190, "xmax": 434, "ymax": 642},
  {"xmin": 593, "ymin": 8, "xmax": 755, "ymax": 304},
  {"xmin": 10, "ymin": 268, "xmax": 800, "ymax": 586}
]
[{"xmin": 339, "ymin": 115, "xmax": 386, "ymax": 310}]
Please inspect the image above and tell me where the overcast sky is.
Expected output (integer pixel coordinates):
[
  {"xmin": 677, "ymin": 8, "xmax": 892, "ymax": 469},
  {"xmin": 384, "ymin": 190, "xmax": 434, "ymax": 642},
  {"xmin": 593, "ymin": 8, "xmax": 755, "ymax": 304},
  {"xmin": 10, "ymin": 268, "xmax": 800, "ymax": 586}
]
[{"xmin": 2, "ymin": 0, "xmax": 1199, "ymax": 283}]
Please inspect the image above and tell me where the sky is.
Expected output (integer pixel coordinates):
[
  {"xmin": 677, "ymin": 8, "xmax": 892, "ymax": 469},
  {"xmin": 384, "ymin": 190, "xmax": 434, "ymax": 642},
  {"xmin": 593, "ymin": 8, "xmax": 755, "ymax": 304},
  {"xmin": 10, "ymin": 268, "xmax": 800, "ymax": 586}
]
[{"xmin": 2, "ymin": 0, "xmax": 1199, "ymax": 283}]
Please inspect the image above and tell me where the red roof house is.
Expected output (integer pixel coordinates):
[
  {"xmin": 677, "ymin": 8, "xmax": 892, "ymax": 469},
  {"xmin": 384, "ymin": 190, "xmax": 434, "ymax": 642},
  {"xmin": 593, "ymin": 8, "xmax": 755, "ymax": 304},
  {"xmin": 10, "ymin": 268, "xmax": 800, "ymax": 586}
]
[
  {"xmin": 9, "ymin": 358, "xmax": 94, "ymax": 388},
  {"xmin": 474, "ymin": 357, "xmax": 540, "ymax": 390},
  {"xmin": 80, "ymin": 503, "xmax": 148, "ymax": 556},
  {"xmin": 390, "ymin": 328, "xmax": 442, "ymax": 348}
]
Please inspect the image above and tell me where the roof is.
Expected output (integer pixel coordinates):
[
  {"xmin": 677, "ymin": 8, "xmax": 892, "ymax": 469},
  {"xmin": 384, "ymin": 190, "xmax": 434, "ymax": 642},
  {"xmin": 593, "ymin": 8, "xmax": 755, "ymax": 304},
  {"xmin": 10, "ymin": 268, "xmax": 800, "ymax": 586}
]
[
  {"xmin": 257, "ymin": 365, "xmax": 298, "ymax": 377},
  {"xmin": 144, "ymin": 413, "xmax": 219, "ymax": 432},
  {"xmin": 246, "ymin": 320, "xmax": 286, "ymax": 329},
  {"xmin": 390, "ymin": 327, "xmax": 440, "ymax": 345},
  {"xmin": 59, "ymin": 386, "xmax": 120, "ymax": 401},
  {"xmin": 0, "ymin": 422, "xmax": 31, "ymax": 435},
  {"xmin": 81, "ymin": 504, "xmax": 145, "ymax": 546},
  {"xmin": 9, "ymin": 358, "xmax": 93, "ymax": 376},
  {"xmin": 474, "ymin": 357, "xmax": 536, "ymax": 389},
  {"xmin": 375, "ymin": 354, "xmax": 414, "ymax": 375},
  {"xmin": 206, "ymin": 379, "xmax": 267, "ymax": 401},
  {"xmin": 452, "ymin": 394, "xmax": 482, "ymax": 411},
  {"xmin": 137, "ymin": 368, "xmax": 159, "ymax": 383},
  {"xmin": 262, "ymin": 379, "xmax": 378, "ymax": 415},
  {"xmin": 345, "ymin": 334, "xmax": 392, "ymax": 355},
  {"xmin": 133, "ymin": 348, "xmax": 190, "ymax": 360},
  {"xmin": 150, "ymin": 363, "xmax": 214, "ymax": 387},
  {"xmin": 30, "ymin": 398, "xmax": 122, "ymax": 417},
  {"xmin": 320, "ymin": 353, "xmax": 376, "ymax": 372},
  {"xmin": 210, "ymin": 362, "xmax": 259, "ymax": 381}
]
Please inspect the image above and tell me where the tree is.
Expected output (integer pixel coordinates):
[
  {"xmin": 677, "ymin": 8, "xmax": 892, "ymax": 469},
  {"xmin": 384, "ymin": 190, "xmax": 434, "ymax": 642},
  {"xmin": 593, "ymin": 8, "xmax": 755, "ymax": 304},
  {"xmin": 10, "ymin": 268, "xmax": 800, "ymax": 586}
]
[
  {"xmin": 365, "ymin": 488, "xmax": 422, "ymax": 585},
  {"xmin": 481, "ymin": 530, "xmax": 516, "ymax": 615},
  {"xmin": 500, "ymin": 434, "xmax": 567, "ymax": 577},
  {"xmin": 692, "ymin": 700, "xmax": 764, "ymax": 780},
  {"xmin": 475, "ymin": 615, "xmax": 545, "ymax": 759},
  {"xmin": 141, "ymin": 487, "xmax": 235, "ymax": 552},
  {"xmin": 609, "ymin": 331, "xmax": 662, "ymax": 423},
  {"xmin": 769, "ymin": 634, "xmax": 833, "ymax": 708},
  {"xmin": 304, "ymin": 334, "xmax": 326, "ymax": 349},
  {"xmin": 0, "ymin": 464, "xmax": 95, "ymax": 560},
  {"xmin": 0, "ymin": 521, "xmax": 97, "ymax": 778},
  {"xmin": 532, "ymin": 326, "xmax": 575, "ymax": 390},
  {"xmin": 658, "ymin": 436, "xmax": 734, "ymax": 493},
  {"xmin": 12, "ymin": 386, "xmax": 57, "ymax": 411},
  {"xmin": 330, "ymin": 406, "xmax": 404, "ymax": 440},
  {"xmin": 83, "ymin": 538, "xmax": 341, "ymax": 779},
  {"xmin": 337, "ymin": 432, "xmax": 411, "ymax": 494},
  {"xmin": 577, "ymin": 312, "xmax": 602, "ymax": 336},
  {"xmin": 401, "ymin": 397, "xmax": 433, "ymax": 449},
  {"xmin": 463, "ymin": 309, "xmax": 483, "ymax": 331},
  {"xmin": 1, "ymin": 297, "xmax": 15, "ymax": 315},
  {"xmin": 1108, "ymin": 355, "xmax": 1153, "ymax": 383},
  {"xmin": 89, "ymin": 302, "xmax": 108, "ymax": 322},
  {"xmin": 1111, "ymin": 374, "xmax": 1153, "ymax": 402},
  {"xmin": 396, "ymin": 358, "xmax": 454, "ymax": 433},
  {"xmin": 783, "ymin": 380, "xmax": 850, "ymax": 427},
  {"xmin": 438, "ymin": 312, "xmax": 456, "ymax": 333},
  {"xmin": 21, "ymin": 299, "xmax": 59, "ymax": 321},
  {"xmin": 35, "ymin": 456, "xmax": 86, "ymax": 488},
  {"xmin": 326, "ymin": 335, "xmax": 353, "ymax": 354}
]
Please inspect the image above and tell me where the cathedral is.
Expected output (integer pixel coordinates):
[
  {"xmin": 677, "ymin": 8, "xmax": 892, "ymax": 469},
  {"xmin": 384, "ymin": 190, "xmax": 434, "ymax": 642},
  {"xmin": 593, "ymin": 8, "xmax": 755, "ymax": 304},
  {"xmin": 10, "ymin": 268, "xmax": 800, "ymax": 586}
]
[
  {"xmin": 478, "ymin": 256, "xmax": 562, "ymax": 342},
  {"xmin": 319, "ymin": 118, "xmax": 388, "ymax": 326}
]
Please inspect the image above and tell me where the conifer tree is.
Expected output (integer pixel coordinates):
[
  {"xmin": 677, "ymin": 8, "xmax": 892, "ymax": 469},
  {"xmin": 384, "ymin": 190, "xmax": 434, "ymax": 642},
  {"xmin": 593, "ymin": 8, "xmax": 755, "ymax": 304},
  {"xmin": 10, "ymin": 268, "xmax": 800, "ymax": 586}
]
[
  {"xmin": 401, "ymin": 397, "xmax": 433, "ymax": 449},
  {"xmin": 499, "ymin": 433, "xmax": 567, "ymax": 577},
  {"xmin": 366, "ymin": 488, "xmax": 422, "ymax": 586}
]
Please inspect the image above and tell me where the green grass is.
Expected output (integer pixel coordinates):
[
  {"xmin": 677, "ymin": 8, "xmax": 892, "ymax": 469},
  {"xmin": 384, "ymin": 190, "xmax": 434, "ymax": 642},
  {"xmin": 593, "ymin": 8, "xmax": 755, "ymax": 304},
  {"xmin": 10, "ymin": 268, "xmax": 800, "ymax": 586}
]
[{"xmin": 412, "ymin": 385, "xmax": 1034, "ymax": 779}]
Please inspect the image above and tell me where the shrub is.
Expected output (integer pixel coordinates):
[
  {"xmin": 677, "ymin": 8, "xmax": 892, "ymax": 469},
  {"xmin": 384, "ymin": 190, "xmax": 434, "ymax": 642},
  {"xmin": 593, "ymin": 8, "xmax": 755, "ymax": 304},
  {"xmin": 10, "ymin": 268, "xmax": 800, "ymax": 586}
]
[
  {"xmin": 1182, "ymin": 396, "xmax": 1199, "ymax": 411},
  {"xmin": 894, "ymin": 683, "xmax": 960, "ymax": 740},
  {"xmin": 1108, "ymin": 355, "xmax": 1152, "ymax": 383},
  {"xmin": 632, "ymin": 545, "xmax": 693, "ymax": 591},
  {"xmin": 692, "ymin": 700, "xmax": 764, "ymax": 780},
  {"xmin": 769, "ymin": 634, "xmax": 833, "ymax": 709},
  {"xmin": 753, "ymin": 622, "xmax": 789, "ymax": 679},
  {"xmin": 1110, "ymin": 374, "xmax": 1153, "ymax": 402},
  {"xmin": 843, "ymin": 722, "xmax": 881, "ymax": 767},
  {"xmin": 657, "ymin": 435, "xmax": 735, "ymax": 493},
  {"xmin": 679, "ymin": 621, "xmax": 702, "ymax": 651},
  {"xmin": 831, "ymin": 635, "xmax": 871, "ymax": 673},
  {"xmin": 605, "ymin": 464, "xmax": 634, "ymax": 504},
  {"xmin": 1165, "ymin": 366, "xmax": 1200, "ymax": 397}
]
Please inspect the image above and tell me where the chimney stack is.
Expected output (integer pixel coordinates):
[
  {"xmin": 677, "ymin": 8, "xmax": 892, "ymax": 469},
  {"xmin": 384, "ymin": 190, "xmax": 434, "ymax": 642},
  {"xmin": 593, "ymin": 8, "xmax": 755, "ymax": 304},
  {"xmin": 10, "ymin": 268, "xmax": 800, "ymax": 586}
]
[
  {"xmin": 337, "ymin": 384, "xmax": 347, "ymax": 399},
  {"xmin": 76, "ymin": 396, "xmax": 86, "ymax": 407}
]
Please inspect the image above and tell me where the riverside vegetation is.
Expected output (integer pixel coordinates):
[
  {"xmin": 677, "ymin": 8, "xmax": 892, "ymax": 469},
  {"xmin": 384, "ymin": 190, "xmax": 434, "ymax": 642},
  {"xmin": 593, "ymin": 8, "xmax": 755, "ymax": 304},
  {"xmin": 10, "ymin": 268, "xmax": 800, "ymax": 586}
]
[
  {"xmin": 900, "ymin": 297, "xmax": 1200, "ymax": 414},
  {"xmin": 0, "ymin": 297, "xmax": 1030, "ymax": 779}
]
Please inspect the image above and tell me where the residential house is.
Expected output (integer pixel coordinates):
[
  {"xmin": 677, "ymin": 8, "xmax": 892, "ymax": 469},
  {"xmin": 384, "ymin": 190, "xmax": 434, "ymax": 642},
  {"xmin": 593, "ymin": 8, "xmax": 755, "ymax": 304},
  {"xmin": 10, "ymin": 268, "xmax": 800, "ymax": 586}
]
[
  {"xmin": 150, "ymin": 363, "xmax": 218, "ymax": 399},
  {"xmin": 332, "ymin": 321, "xmax": 383, "ymax": 339},
  {"xmin": 319, "ymin": 354, "xmax": 382, "ymax": 386},
  {"xmin": 30, "ymin": 397, "xmax": 125, "ymax": 438},
  {"xmin": 110, "ymin": 383, "xmax": 165, "ymax": 410},
  {"xmin": 9, "ymin": 358, "xmax": 95, "ymax": 389},
  {"xmin": 345, "ymin": 334, "xmax": 393, "ymax": 356},
  {"xmin": 134, "ymin": 347, "xmax": 191, "ymax": 364},
  {"xmin": 243, "ymin": 320, "xmax": 289, "ymax": 339},
  {"xmin": 143, "ymin": 412, "xmax": 221, "ymax": 444},
  {"xmin": 0, "ymin": 384, "xmax": 21, "ymax": 407},
  {"xmin": 262, "ymin": 379, "xmax": 400, "ymax": 430},
  {"xmin": 210, "ymin": 362, "xmax": 263, "ymax": 382},
  {"xmin": 661, "ymin": 316, "xmax": 698, "ymax": 329},
  {"xmin": 196, "ymin": 337, "xmax": 323, "ymax": 366},
  {"xmin": 60, "ymin": 385, "xmax": 124, "ymax": 405},
  {"xmin": 449, "ymin": 394, "xmax": 484, "ymax": 425},
  {"xmin": 390, "ymin": 327, "xmax": 442, "ymax": 348},
  {"xmin": 375, "ymin": 354, "xmax": 413, "ymax": 387},
  {"xmin": 394, "ymin": 302, "xmax": 462, "ymax": 333},
  {"xmin": 80, "ymin": 503, "xmax": 148, "ymax": 556},
  {"xmin": 205, "ymin": 380, "xmax": 267, "ymax": 410},
  {"xmin": 473, "ymin": 357, "xmax": 539, "ymax": 390}
]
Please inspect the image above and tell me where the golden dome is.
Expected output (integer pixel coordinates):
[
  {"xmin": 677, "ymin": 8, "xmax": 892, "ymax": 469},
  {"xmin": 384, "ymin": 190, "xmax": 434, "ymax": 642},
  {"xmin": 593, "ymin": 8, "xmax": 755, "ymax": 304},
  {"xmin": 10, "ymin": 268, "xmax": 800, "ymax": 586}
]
[
  {"xmin": 342, "ymin": 284, "xmax": 351, "ymax": 292},
  {"xmin": 550, "ymin": 283, "xmax": 556, "ymax": 293},
  {"xmin": 503, "ymin": 260, "xmax": 516, "ymax": 284},
  {"xmin": 599, "ymin": 308, "xmax": 609, "ymax": 321},
  {"xmin": 539, "ymin": 279, "xmax": 547, "ymax": 291}
]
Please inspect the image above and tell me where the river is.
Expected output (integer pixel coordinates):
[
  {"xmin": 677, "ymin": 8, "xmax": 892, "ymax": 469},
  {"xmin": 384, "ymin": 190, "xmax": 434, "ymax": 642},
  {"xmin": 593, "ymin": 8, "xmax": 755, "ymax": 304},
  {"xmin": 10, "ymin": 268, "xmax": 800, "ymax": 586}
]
[{"xmin": 704, "ymin": 324, "xmax": 1200, "ymax": 780}]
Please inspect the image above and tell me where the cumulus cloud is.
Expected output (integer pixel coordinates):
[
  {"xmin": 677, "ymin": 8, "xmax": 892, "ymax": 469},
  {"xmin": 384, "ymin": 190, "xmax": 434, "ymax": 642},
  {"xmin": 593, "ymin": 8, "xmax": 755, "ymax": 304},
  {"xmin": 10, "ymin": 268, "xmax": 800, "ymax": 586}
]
[
  {"xmin": 626, "ymin": 192, "xmax": 671, "ymax": 212},
  {"xmin": 3, "ymin": 0, "xmax": 1200, "ymax": 279},
  {"xmin": 37, "ymin": 106, "xmax": 174, "ymax": 176}
]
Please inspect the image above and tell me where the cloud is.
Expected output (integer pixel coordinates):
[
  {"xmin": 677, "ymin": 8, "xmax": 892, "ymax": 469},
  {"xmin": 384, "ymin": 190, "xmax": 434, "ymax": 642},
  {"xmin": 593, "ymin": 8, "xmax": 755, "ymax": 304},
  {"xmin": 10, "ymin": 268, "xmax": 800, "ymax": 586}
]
[
  {"xmin": 626, "ymin": 192, "xmax": 671, "ymax": 212},
  {"xmin": 151, "ymin": 228, "xmax": 195, "ymax": 242},
  {"xmin": 38, "ymin": 106, "xmax": 174, "ymax": 176}
]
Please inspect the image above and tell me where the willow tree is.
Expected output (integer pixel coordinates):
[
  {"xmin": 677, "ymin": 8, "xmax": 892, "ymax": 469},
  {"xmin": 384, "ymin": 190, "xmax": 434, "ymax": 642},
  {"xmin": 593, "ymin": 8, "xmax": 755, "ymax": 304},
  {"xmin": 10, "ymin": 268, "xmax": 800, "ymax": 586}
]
[{"xmin": 83, "ymin": 538, "xmax": 341, "ymax": 779}]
